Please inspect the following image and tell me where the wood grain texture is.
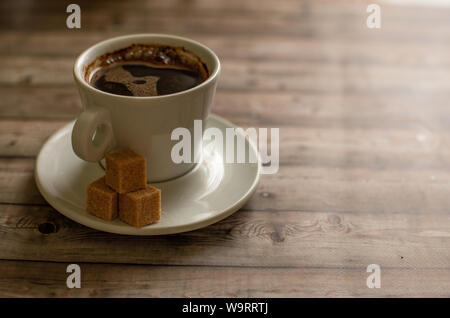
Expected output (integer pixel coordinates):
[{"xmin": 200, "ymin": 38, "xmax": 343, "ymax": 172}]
[
  {"xmin": 1, "ymin": 56, "xmax": 450, "ymax": 94},
  {"xmin": 1, "ymin": 0, "xmax": 450, "ymax": 297},
  {"xmin": 3, "ymin": 88, "xmax": 450, "ymax": 129},
  {"xmin": 4, "ymin": 157, "xmax": 450, "ymax": 213},
  {"xmin": 1, "ymin": 259, "xmax": 450, "ymax": 297},
  {"xmin": 2, "ymin": 203, "xmax": 450, "ymax": 271}
]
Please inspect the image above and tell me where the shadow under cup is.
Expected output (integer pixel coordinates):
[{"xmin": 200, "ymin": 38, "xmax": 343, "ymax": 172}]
[{"xmin": 72, "ymin": 34, "xmax": 221, "ymax": 182}]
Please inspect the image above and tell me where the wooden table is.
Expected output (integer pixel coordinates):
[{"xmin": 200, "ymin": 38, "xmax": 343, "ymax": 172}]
[{"xmin": 1, "ymin": 0, "xmax": 450, "ymax": 297}]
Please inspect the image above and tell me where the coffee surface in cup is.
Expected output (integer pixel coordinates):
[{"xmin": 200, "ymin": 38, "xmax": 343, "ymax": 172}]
[{"xmin": 86, "ymin": 44, "xmax": 209, "ymax": 97}]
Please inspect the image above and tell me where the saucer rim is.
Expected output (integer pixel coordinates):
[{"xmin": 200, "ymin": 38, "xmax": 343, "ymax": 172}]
[{"xmin": 35, "ymin": 114, "xmax": 261, "ymax": 236}]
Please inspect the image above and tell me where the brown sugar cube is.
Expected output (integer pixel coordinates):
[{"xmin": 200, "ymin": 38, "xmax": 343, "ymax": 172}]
[
  {"xmin": 119, "ymin": 185, "xmax": 161, "ymax": 227},
  {"xmin": 105, "ymin": 149, "xmax": 147, "ymax": 194},
  {"xmin": 86, "ymin": 177, "xmax": 118, "ymax": 221}
]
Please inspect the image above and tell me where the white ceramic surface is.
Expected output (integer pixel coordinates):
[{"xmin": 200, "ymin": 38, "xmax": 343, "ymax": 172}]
[
  {"xmin": 72, "ymin": 34, "xmax": 221, "ymax": 182},
  {"xmin": 35, "ymin": 115, "xmax": 260, "ymax": 236}
]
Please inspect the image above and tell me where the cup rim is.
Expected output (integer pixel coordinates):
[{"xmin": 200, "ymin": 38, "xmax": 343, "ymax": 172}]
[{"xmin": 73, "ymin": 33, "xmax": 220, "ymax": 100}]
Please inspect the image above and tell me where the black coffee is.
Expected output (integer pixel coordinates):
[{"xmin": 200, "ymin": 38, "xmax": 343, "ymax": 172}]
[{"xmin": 86, "ymin": 44, "xmax": 209, "ymax": 97}]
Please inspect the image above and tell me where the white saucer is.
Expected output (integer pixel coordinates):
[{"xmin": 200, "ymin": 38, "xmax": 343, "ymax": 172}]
[{"xmin": 35, "ymin": 114, "xmax": 260, "ymax": 235}]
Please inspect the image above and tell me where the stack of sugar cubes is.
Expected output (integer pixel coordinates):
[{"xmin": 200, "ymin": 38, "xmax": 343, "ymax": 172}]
[{"xmin": 86, "ymin": 149, "xmax": 161, "ymax": 227}]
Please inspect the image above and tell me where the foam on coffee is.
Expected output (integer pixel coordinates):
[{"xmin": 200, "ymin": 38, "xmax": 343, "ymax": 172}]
[{"xmin": 85, "ymin": 44, "xmax": 209, "ymax": 97}]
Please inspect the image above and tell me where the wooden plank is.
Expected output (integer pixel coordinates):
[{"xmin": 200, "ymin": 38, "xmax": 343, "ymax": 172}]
[
  {"xmin": 0, "ymin": 87, "xmax": 82, "ymax": 120},
  {"xmin": 3, "ymin": 88, "xmax": 450, "ymax": 131},
  {"xmin": 0, "ymin": 157, "xmax": 35, "ymax": 172},
  {"xmin": 1, "ymin": 259, "xmax": 449, "ymax": 297},
  {"xmin": 1, "ymin": 0, "xmax": 449, "ymax": 42},
  {"xmin": 0, "ymin": 0, "xmax": 412, "ymax": 15},
  {"xmin": 1, "ymin": 57, "xmax": 450, "ymax": 95},
  {"xmin": 0, "ymin": 120, "xmax": 67, "ymax": 157},
  {"xmin": 3, "ymin": 157, "xmax": 450, "ymax": 212},
  {"xmin": 0, "ymin": 118, "xmax": 448, "ymax": 163},
  {"xmin": 1, "ymin": 114, "xmax": 449, "ymax": 212},
  {"xmin": 2, "ymin": 0, "xmax": 449, "ymax": 19},
  {"xmin": 2, "ymin": 116, "xmax": 450, "ymax": 212},
  {"xmin": 1, "ymin": 204, "xmax": 450, "ymax": 270},
  {"xmin": 1, "ymin": 31, "xmax": 450, "ymax": 68}
]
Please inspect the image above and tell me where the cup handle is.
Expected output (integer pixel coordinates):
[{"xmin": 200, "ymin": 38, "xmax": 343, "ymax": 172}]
[{"xmin": 71, "ymin": 108, "xmax": 115, "ymax": 162}]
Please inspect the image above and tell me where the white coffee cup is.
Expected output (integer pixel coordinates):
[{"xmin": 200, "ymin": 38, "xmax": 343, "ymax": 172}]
[{"xmin": 72, "ymin": 34, "xmax": 220, "ymax": 182}]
